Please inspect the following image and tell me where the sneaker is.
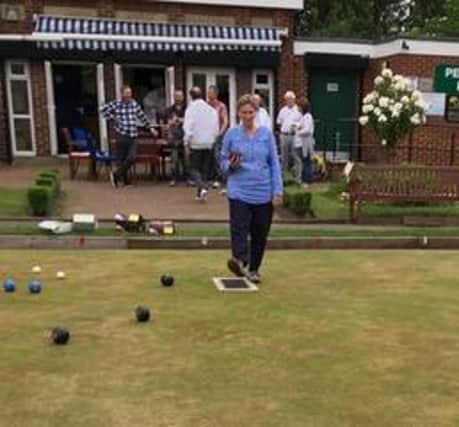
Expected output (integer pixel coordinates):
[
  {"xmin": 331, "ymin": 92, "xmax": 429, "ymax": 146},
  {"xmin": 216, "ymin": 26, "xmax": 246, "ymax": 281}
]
[
  {"xmin": 187, "ymin": 179, "xmax": 195, "ymax": 187},
  {"xmin": 227, "ymin": 257, "xmax": 246, "ymax": 277},
  {"xmin": 109, "ymin": 171, "xmax": 118, "ymax": 188},
  {"xmin": 212, "ymin": 181, "xmax": 221, "ymax": 189},
  {"xmin": 219, "ymin": 188, "xmax": 227, "ymax": 196},
  {"xmin": 246, "ymin": 271, "xmax": 261, "ymax": 284},
  {"xmin": 200, "ymin": 188, "xmax": 208, "ymax": 201},
  {"xmin": 169, "ymin": 180, "xmax": 176, "ymax": 187},
  {"xmin": 302, "ymin": 183, "xmax": 310, "ymax": 189}
]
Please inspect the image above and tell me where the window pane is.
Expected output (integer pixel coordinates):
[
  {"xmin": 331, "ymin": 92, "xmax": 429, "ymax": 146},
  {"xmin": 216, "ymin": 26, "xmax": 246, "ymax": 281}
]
[
  {"xmin": 14, "ymin": 118, "xmax": 33, "ymax": 152},
  {"xmin": 11, "ymin": 80, "xmax": 29, "ymax": 115},
  {"xmin": 192, "ymin": 74, "xmax": 207, "ymax": 95},
  {"xmin": 256, "ymin": 74, "xmax": 269, "ymax": 85},
  {"xmin": 10, "ymin": 63, "xmax": 25, "ymax": 76}
]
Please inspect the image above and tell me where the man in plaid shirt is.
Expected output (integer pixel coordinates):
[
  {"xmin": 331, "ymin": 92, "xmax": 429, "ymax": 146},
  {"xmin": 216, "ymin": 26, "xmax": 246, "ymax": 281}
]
[{"xmin": 101, "ymin": 85, "xmax": 158, "ymax": 187}]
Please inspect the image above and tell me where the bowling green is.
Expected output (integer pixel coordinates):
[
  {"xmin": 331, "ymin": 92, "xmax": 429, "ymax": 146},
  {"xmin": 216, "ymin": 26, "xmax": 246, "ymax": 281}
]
[{"xmin": 0, "ymin": 250, "xmax": 458, "ymax": 427}]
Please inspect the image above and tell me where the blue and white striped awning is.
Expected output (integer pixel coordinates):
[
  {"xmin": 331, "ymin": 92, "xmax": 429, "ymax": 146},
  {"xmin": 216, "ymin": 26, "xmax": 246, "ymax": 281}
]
[{"xmin": 33, "ymin": 15, "xmax": 283, "ymax": 52}]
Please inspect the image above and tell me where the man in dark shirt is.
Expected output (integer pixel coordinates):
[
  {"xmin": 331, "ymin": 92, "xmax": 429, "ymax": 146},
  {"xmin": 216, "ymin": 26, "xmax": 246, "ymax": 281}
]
[
  {"xmin": 101, "ymin": 85, "xmax": 158, "ymax": 188},
  {"xmin": 165, "ymin": 90, "xmax": 187, "ymax": 186}
]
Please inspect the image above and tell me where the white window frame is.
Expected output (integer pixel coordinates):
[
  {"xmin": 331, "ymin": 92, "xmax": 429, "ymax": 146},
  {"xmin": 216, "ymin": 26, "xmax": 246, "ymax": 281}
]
[
  {"xmin": 186, "ymin": 67, "xmax": 237, "ymax": 125},
  {"xmin": 252, "ymin": 69, "xmax": 274, "ymax": 120},
  {"xmin": 114, "ymin": 63, "xmax": 172, "ymax": 125},
  {"xmin": 5, "ymin": 60, "xmax": 36, "ymax": 156}
]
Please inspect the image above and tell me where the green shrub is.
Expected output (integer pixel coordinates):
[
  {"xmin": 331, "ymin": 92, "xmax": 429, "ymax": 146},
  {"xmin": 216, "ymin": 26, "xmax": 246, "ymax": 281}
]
[
  {"xmin": 27, "ymin": 186, "xmax": 52, "ymax": 216},
  {"xmin": 283, "ymin": 187, "xmax": 313, "ymax": 217},
  {"xmin": 38, "ymin": 170, "xmax": 60, "ymax": 193},
  {"xmin": 35, "ymin": 177, "xmax": 58, "ymax": 197}
]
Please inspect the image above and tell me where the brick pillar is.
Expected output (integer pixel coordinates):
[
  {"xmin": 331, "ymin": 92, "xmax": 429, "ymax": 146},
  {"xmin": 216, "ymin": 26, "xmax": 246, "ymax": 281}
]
[
  {"xmin": 174, "ymin": 58, "xmax": 185, "ymax": 91},
  {"xmin": 274, "ymin": 12, "xmax": 295, "ymax": 105},
  {"xmin": 30, "ymin": 61, "xmax": 50, "ymax": 156}
]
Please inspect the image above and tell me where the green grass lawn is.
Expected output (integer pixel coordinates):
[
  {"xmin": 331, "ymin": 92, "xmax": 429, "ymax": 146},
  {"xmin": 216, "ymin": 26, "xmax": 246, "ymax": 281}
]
[
  {"xmin": 0, "ymin": 187, "xmax": 28, "ymax": 217},
  {"xmin": 1, "ymin": 250, "xmax": 458, "ymax": 427}
]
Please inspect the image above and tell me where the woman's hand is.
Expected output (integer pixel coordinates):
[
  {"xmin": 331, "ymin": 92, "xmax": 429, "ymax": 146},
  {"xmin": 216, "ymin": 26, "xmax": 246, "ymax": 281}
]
[
  {"xmin": 229, "ymin": 152, "xmax": 242, "ymax": 170},
  {"xmin": 272, "ymin": 194, "xmax": 283, "ymax": 207}
]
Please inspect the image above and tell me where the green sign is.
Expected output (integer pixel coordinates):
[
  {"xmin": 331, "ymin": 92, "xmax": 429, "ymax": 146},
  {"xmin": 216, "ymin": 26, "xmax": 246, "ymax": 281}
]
[{"xmin": 434, "ymin": 64, "xmax": 459, "ymax": 94}]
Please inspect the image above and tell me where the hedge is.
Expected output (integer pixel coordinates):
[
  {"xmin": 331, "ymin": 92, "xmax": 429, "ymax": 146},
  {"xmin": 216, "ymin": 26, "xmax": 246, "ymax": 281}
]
[
  {"xmin": 27, "ymin": 186, "xmax": 53, "ymax": 216},
  {"xmin": 283, "ymin": 186, "xmax": 313, "ymax": 217},
  {"xmin": 38, "ymin": 169, "xmax": 61, "ymax": 194},
  {"xmin": 28, "ymin": 169, "xmax": 61, "ymax": 216},
  {"xmin": 35, "ymin": 177, "xmax": 58, "ymax": 197}
]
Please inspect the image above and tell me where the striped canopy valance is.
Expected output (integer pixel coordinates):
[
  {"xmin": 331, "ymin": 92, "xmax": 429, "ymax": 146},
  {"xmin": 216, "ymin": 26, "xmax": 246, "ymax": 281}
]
[{"xmin": 33, "ymin": 15, "xmax": 283, "ymax": 53}]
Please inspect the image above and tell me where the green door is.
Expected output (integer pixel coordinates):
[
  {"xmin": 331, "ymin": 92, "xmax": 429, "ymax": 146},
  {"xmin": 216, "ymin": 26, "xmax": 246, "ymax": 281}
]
[{"xmin": 309, "ymin": 69, "xmax": 359, "ymax": 159}]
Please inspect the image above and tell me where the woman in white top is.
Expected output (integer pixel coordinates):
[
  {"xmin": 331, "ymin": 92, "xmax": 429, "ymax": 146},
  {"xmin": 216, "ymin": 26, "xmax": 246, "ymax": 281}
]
[{"xmin": 293, "ymin": 99, "xmax": 315, "ymax": 188}]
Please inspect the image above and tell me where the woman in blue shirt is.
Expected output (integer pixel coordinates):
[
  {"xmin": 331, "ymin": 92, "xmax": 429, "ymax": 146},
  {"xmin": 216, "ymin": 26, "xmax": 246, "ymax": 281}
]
[{"xmin": 221, "ymin": 95, "xmax": 283, "ymax": 283}]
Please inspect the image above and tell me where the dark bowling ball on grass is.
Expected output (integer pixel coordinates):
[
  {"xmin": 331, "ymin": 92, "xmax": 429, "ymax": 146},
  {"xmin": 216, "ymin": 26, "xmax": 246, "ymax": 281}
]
[
  {"xmin": 3, "ymin": 278, "xmax": 16, "ymax": 293},
  {"xmin": 161, "ymin": 274, "xmax": 174, "ymax": 287},
  {"xmin": 135, "ymin": 305, "xmax": 151, "ymax": 322},
  {"xmin": 28, "ymin": 280, "xmax": 42, "ymax": 294},
  {"xmin": 50, "ymin": 327, "xmax": 70, "ymax": 345}
]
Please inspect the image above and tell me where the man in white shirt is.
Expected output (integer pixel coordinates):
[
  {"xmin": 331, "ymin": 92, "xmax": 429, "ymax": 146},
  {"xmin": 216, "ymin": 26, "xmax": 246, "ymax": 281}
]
[
  {"xmin": 252, "ymin": 93, "xmax": 272, "ymax": 130},
  {"xmin": 276, "ymin": 91, "xmax": 302, "ymax": 175},
  {"xmin": 184, "ymin": 86, "xmax": 219, "ymax": 201}
]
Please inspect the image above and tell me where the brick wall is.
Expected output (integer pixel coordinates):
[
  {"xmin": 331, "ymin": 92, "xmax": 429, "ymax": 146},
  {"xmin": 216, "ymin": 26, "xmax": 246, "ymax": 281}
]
[{"xmin": 30, "ymin": 61, "xmax": 50, "ymax": 156}]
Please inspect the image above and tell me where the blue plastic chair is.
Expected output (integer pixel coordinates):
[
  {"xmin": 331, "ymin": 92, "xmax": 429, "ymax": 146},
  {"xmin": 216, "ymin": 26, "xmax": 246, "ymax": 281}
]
[{"xmin": 72, "ymin": 128, "xmax": 114, "ymax": 179}]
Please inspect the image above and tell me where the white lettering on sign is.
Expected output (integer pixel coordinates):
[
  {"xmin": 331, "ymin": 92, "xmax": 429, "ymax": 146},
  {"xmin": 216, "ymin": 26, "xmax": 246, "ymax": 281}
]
[
  {"xmin": 327, "ymin": 83, "xmax": 339, "ymax": 92},
  {"xmin": 445, "ymin": 67, "xmax": 459, "ymax": 79}
]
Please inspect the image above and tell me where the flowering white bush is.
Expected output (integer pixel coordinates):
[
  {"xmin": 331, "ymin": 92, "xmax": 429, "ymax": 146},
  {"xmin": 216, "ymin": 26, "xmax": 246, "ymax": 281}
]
[{"xmin": 359, "ymin": 67, "xmax": 428, "ymax": 146}]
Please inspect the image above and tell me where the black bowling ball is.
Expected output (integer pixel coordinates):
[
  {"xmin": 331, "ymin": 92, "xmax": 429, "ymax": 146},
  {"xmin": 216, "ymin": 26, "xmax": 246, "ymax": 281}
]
[
  {"xmin": 161, "ymin": 275, "xmax": 174, "ymax": 287},
  {"xmin": 51, "ymin": 327, "xmax": 70, "ymax": 345},
  {"xmin": 135, "ymin": 305, "xmax": 151, "ymax": 322}
]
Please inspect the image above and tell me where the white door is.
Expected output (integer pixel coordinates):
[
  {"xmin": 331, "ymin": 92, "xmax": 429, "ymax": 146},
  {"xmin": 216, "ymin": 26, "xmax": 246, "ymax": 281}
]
[
  {"xmin": 45, "ymin": 60, "xmax": 58, "ymax": 156},
  {"xmin": 97, "ymin": 63, "xmax": 108, "ymax": 152},
  {"xmin": 5, "ymin": 61, "xmax": 36, "ymax": 156},
  {"xmin": 165, "ymin": 66, "xmax": 175, "ymax": 107},
  {"xmin": 114, "ymin": 63, "xmax": 122, "ymax": 98},
  {"xmin": 187, "ymin": 67, "xmax": 236, "ymax": 125}
]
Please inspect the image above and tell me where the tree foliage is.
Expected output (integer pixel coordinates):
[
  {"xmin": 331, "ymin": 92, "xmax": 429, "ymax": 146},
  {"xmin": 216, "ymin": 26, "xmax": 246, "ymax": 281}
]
[{"xmin": 294, "ymin": 0, "xmax": 456, "ymax": 39}]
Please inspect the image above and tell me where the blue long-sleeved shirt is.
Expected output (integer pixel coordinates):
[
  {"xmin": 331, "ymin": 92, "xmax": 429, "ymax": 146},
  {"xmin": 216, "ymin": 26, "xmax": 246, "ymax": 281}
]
[{"xmin": 220, "ymin": 125, "xmax": 283, "ymax": 205}]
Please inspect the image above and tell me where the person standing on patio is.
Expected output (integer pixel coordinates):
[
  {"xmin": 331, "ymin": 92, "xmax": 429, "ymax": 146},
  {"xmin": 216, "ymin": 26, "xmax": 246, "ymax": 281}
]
[
  {"xmin": 165, "ymin": 90, "xmax": 187, "ymax": 187},
  {"xmin": 221, "ymin": 95, "xmax": 283, "ymax": 284},
  {"xmin": 293, "ymin": 99, "xmax": 315, "ymax": 188},
  {"xmin": 184, "ymin": 86, "xmax": 219, "ymax": 202},
  {"xmin": 276, "ymin": 91, "xmax": 302, "ymax": 176},
  {"xmin": 252, "ymin": 93, "xmax": 272, "ymax": 130},
  {"xmin": 207, "ymin": 85, "xmax": 229, "ymax": 190},
  {"xmin": 101, "ymin": 85, "xmax": 158, "ymax": 188}
]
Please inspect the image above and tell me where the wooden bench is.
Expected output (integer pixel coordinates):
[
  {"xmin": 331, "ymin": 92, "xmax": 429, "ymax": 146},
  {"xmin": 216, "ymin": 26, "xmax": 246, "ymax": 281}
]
[{"xmin": 349, "ymin": 164, "xmax": 459, "ymax": 223}]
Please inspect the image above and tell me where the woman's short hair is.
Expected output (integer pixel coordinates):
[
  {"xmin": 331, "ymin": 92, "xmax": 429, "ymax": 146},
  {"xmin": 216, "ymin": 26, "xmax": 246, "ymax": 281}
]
[
  {"xmin": 297, "ymin": 99, "xmax": 311, "ymax": 114},
  {"xmin": 237, "ymin": 94, "xmax": 257, "ymax": 111}
]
